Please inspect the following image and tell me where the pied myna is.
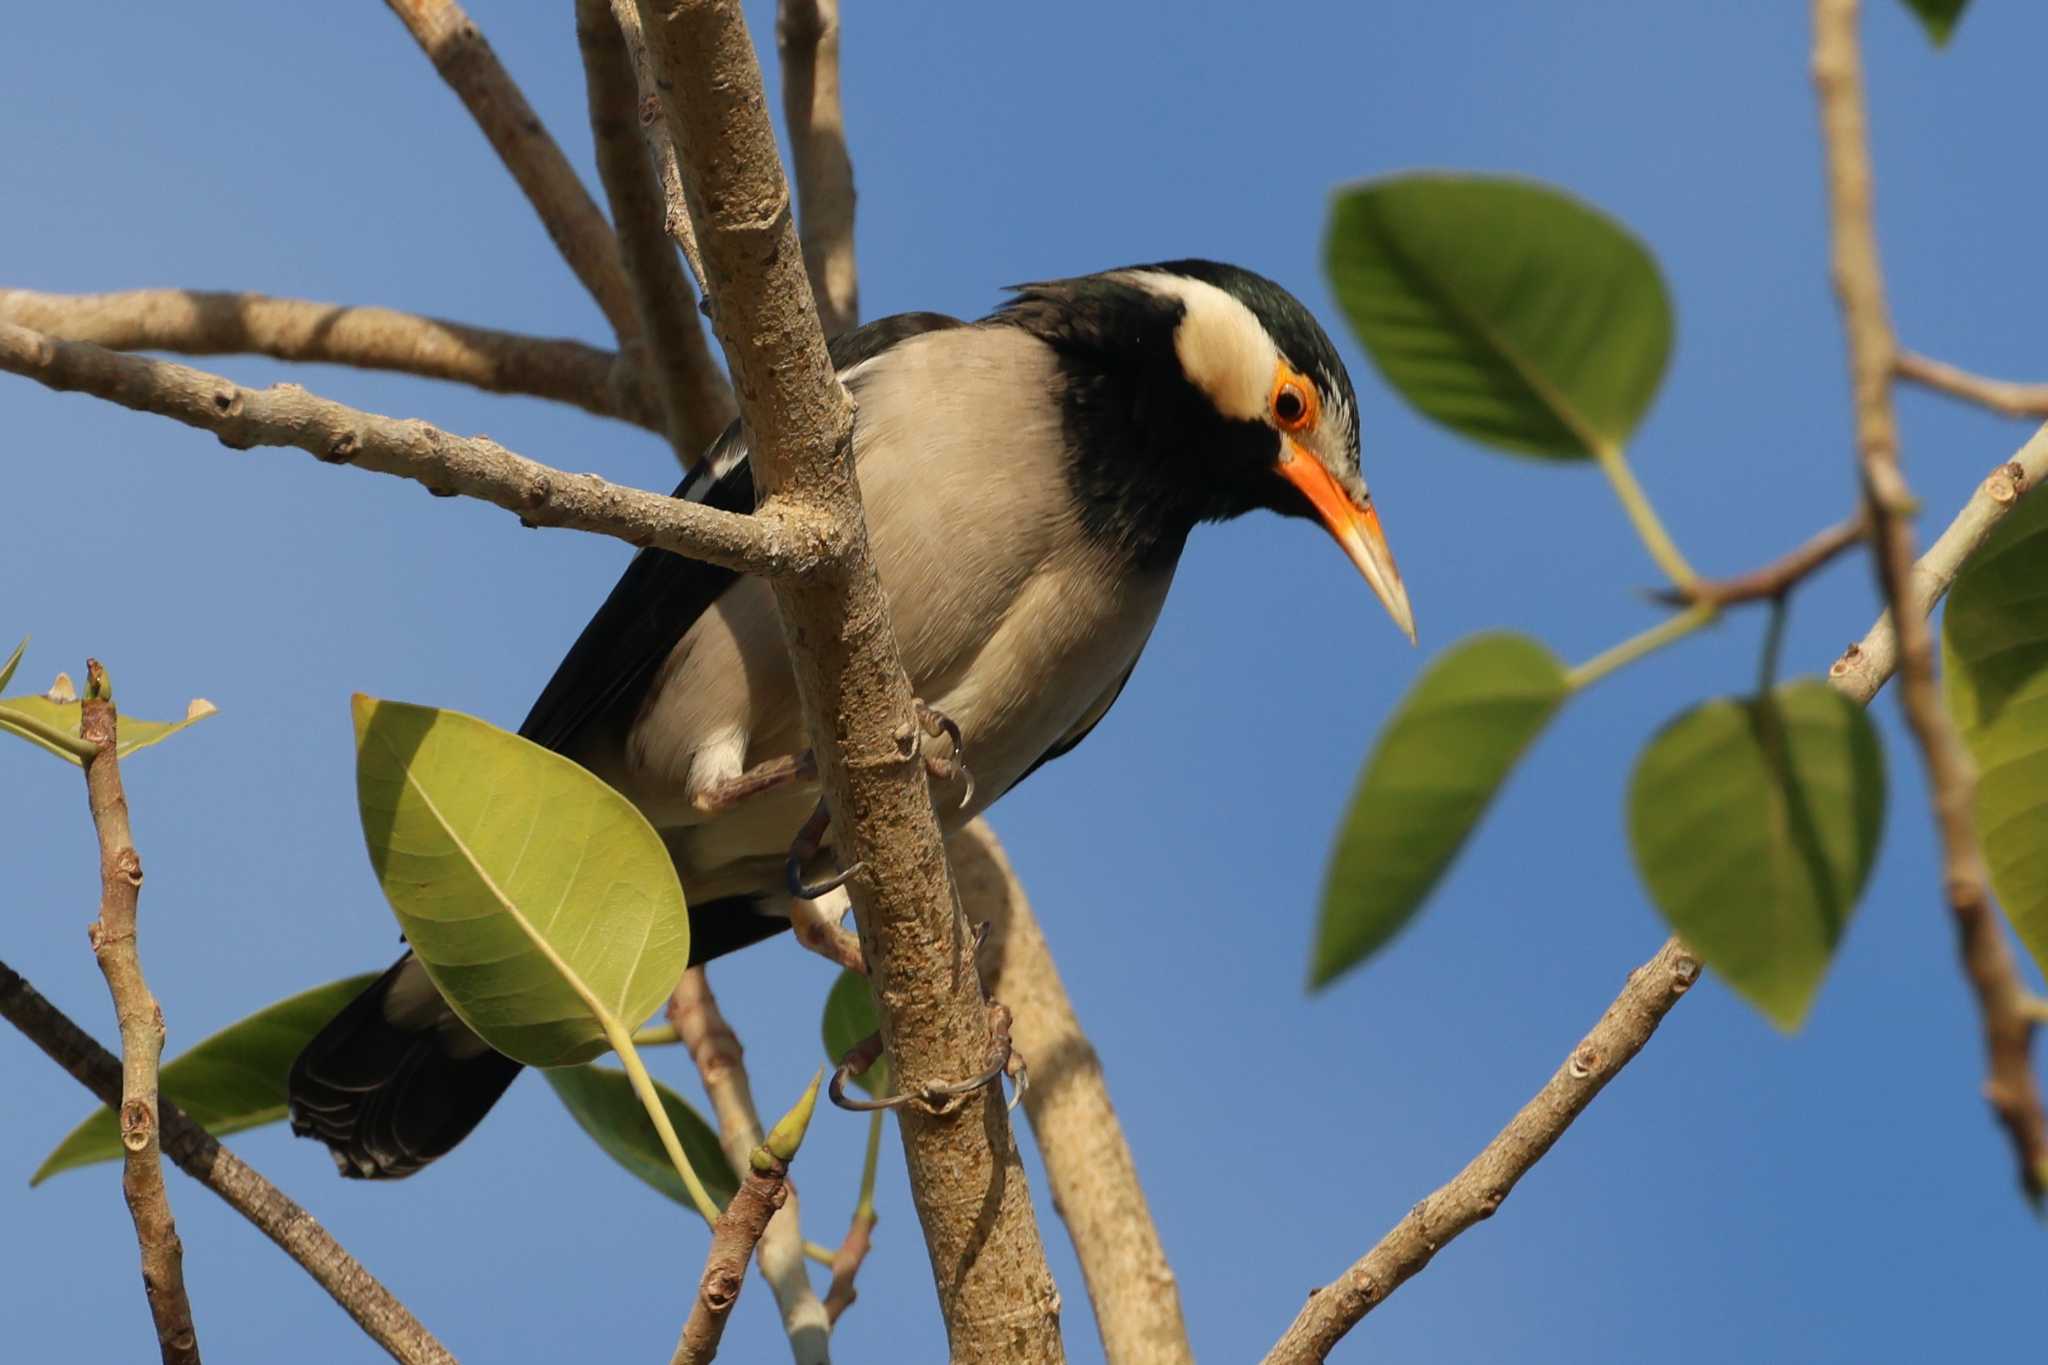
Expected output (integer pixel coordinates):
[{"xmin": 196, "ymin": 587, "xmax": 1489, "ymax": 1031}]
[{"xmin": 288, "ymin": 260, "xmax": 1415, "ymax": 1177}]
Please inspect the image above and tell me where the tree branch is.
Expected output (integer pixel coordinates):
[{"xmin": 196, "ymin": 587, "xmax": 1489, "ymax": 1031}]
[
  {"xmin": 1661, "ymin": 511, "xmax": 1868, "ymax": 607},
  {"xmin": 0, "ymin": 287, "xmax": 660, "ymax": 430},
  {"xmin": 1814, "ymin": 0, "xmax": 2048, "ymax": 1200},
  {"xmin": 384, "ymin": 0, "xmax": 641, "ymax": 343},
  {"xmin": 575, "ymin": 0, "xmax": 735, "ymax": 463},
  {"xmin": 607, "ymin": 1, "xmax": 710, "ymax": 297},
  {"xmin": 0, "ymin": 321, "xmax": 813, "ymax": 578},
  {"xmin": 666, "ymin": 970, "xmax": 830, "ymax": 1363},
  {"xmin": 1261, "ymin": 940, "xmax": 1701, "ymax": 1364},
  {"xmin": 629, "ymin": 4, "xmax": 1062, "ymax": 1358},
  {"xmin": 964, "ymin": 821, "xmax": 1192, "ymax": 1365},
  {"xmin": 77, "ymin": 664, "xmax": 200, "ymax": 1365},
  {"xmin": 775, "ymin": 0, "xmax": 859, "ymax": 337},
  {"xmin": 0, "ymin": 960, "xmax": 454, "ymax": 1365},
  {"xmin": 673, "ymin": 1162, "xmax": 791, "ymax": 1365},
  {"xmin": 1898, "ymin": 351, "xmax": 2048, "ymax": 420}
]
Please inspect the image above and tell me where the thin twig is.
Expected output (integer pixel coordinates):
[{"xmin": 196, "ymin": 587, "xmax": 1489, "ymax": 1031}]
[
  {"xmin": 1814, "ymin": 0, "xmax": 2048, "ymax": 1200},
  {"xmin": 1898, "ymin": 351, "xmax": 2048, "ymax": 419},
  {"xmin": 383, "ymin": 0, "xmax": 640, "ymax": 343},
  {"xmin": 609, "ymin": 0, "xmax": 710, "ymax": 298},
  {"xmin": 667, "ymin": 970, "xmax": 831, "ymax": 1364},
  {"xmin": 0, "ymin": 288, "xmax": 659, "ymax": 429},
  {"xmin": 575, "ymin": 0, "xmax": 735, "ymax": 464},
  {"xmin": 0, "ymin": 322, "xmax": 814, "ymax": 579},
  {"xmin": 789, "ymin": 891, "xmax": 865, "ymax": 974},
  {"xmin": 776, "ymin": 0, "xmax": 859, "ymax": 337},
  {"xmin": 673, "ymin": 1162, "xmax": 791, "ymax": 1365},
  {"xmin": 78, "ymin": 664, "xmax": 200, "ymax": 1365},
  {"xmin": 1832, "ymin": 432, "xmax": 2048, "ymax": 703},
  {"xmin": 630, "ymin": 3, "xmax": 1063, "ymax": 1356},
  {"xmin": 1657, "ymin": 512, "xmax": 1868, "ymax": 607},
  {"xmin": 0, "ymin": 960, "xmax": 454, "ymax": 1365},
  {"xmin": 821, "ymin": 1199, "xmax": 874, "ymax": 1326},
  {"xmin": 965, "ymin": 821, "xmax": 1192, "ymax": 1365},
  {"xmin": 1261, "ymin": 941, "xmax": 1701, "ymax": 1364}
]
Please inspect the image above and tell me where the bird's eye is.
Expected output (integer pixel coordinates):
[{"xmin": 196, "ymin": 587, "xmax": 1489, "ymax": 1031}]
[{"xmin": 1272, "ymin": 377, "xmax": 1316, "ymax": 432}]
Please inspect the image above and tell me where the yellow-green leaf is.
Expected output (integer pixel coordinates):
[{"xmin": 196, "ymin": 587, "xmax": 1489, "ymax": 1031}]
[
  {"xmin": 543, "ymin": 1065, "xmax": 737, "ymax": 1210},
  {"xmin": 1943, "ymin": 487, "xmax": 2048, "ymax": 977},
  {"xmin": 1904, "ymin": 0, "xmax": 1968, "ymax": 46},
  {"xmin": 1325, "ymin": 174, "xmax": 1672, "ymax": 460},
  {"xmin": 1312, "ymin": 632, "xmax": 1570, "ymax": 988},
  {"xmin": 352, "ymin": 695, "xmax": 688, "ymax": 1068},
  {"xmin": 0, "ymin": 681, "xmax": 215, "ymax": 765},
  {"xmin": 821, "ymin": 968, "xmax": 889, "ymax": 1096},
  {"xmin": 1629, "ymin": 681, "xmax": 1886, "ymax": 1030},
  {"xmin": 33, "ymin": 974, "xmax": 379, "ymax": 1184},
  {"xmin": 0, "ymin": 637, "xmax": 24, "ymax": 694}
]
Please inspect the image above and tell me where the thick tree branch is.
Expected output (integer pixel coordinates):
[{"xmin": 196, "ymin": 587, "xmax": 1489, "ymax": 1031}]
[
  {"xmin": 78, "ymin": 666, "xmax": 200, "ymax": 1365},
  {"xmin": 667, "ymin": 970, "xmax": 830, "ymax": 1363},
  {"xmin": 0, "ymin": 960, "xmax": 453, "ymax": 1365},
  {"xmin": 964, "ymin": 822, "xmax": 1192, "ymax": 1365},
  {"xmin": 629, "ymin": 4, "xmax": 1062, "ymax": 1357},
  {"xmin": 0, "ymin": 322, "xmax": 814, "ymax": 578},
  {"xmin": 385, "ymin": 0, "xmax": 641, "ymax": 343},
  {"xmin": 1898, "ymin": 351, "xmax": 2048, "ymax": 420},
  {"xmin": 1262, "ymin": 940, "xmax": 1701, "ymax": 1364},
  {"xmin": 576, "ymin": 0, "xmax": 735, "ymax": 464},
  {"xmin": 776, "ymin": 0, "xmax": 859, "ymax": 337},
  {"xmin": 0, "ymin": 288, "xmax": 660, "ymax": 429},
  {"xmin": 1814, "ymin": 0, "xmax": 2048, "ymax": 1200}
]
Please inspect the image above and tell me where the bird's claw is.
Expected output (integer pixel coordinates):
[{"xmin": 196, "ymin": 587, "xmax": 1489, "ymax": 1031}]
[
  {"xmin": 903, "ymin": 699, "xmax": 973, "ymax": 808},
  {"xmin": 826, "ymin": 1002, "xmax": 1020, "ymax": 1116},
  {"xmin": 785, "ymin": 797, "xmax": 864, "ymax": 900}
]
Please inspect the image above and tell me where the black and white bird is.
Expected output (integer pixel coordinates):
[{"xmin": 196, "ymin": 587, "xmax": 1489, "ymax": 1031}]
[{"xmin": 288, "ymin": 260, "xmax": 1414, "ymax": 1178}]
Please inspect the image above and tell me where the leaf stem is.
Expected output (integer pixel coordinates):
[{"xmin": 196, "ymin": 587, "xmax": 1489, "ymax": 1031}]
[
  {"xmin": 1757, "ymin": 598, "xmax": 1790, "ymax": 693},
  {"xmin": 1593, "ymin": 441, "xmax": 1698, "ymax": 588},
  {"xmin": 601, "ymin": 1016, "xmax": 724, "ymax": 1226},
  {"xmin": 0, "ymin": 703, "xmax": 101, "ymax": 761},
  {"xmin": 855, "ymin": 1109, "xmax": 883, "ymax": 1220},
  {"xmin": 1564, "ymin": 603, "xmax": 1717, "ymax": 692}
]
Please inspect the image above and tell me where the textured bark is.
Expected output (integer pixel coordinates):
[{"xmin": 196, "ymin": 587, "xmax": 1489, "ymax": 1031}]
[
  {"xmin": 0, "ymin": 960, "xmax": 454, "ymax": 1365},
  {"xmin": 776, "ymin": 0, "xmax": 859, "ymax": 338},
  {"xmin": 672, "ymin": 1165, "xmax": 789, "ymax": 1365},
  {"xmin": 576, "ymin": 0, "xmax": 735, "ymax": 463},
  {"xmin": 78, "ymin": 672, "xmax": 200, "ymax": 1365},
  {"xmin": 385, "ymin": 0, "xmax": 640, "ymax": 342},
  {"xmin": 0, "ymin": 322, "xmax": 809, "ymax": 578},
  {"xmin": 1813, "ymin": 0, "xmax": 2048, "ymax": 1201},
  {"xmin": 630, "ymin": 3, "xmax": 1063, "ymax": 1357},
  {"xmin": 965, "ymin": 822, "xmax": 1192, "ymax": 1365},
  {"xmin": 667, "ymin": 971, "xmax": 830, "ymax": 1363},
  {"xmin": 0, "ymin": 288, "xmax": 657, "ymax": 428}
]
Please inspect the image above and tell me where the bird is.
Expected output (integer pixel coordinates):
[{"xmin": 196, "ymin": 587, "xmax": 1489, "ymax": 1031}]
[{"xmin": 287, "ymin": 259, "xmax": 1415, "ymax": 1178}]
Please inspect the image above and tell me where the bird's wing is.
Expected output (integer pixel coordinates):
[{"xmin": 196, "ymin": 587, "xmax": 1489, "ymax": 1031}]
[{"xmin": 519, "ymin": 311, "xmax": 966, "ymax": 755}]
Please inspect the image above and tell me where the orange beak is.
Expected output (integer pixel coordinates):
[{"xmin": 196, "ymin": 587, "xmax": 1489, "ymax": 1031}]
[{"xmin": 1278, "ymin": 439, "xmax": 1417, "ymax": 644}]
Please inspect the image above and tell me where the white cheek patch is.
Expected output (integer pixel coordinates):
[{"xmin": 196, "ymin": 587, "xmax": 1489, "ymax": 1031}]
[{"xmin": 1119, "ymin": 271, "xmax": 1279, "ymax": 423}]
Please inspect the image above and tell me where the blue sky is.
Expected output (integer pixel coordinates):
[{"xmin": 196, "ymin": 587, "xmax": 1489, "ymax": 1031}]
[{"xmin": 4, "ymin": 2, "xmax": 2044, "ymax": 1360}]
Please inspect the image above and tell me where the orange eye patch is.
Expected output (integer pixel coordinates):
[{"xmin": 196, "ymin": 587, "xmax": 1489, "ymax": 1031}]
[{"xmin": 1270, "ymin": 367, "xmax": 1318, "ymax": 432}]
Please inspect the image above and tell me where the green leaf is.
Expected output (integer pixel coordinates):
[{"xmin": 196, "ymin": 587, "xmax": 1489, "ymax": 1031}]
[
  {"xmin": 544, "ymin": 1065, "xmax": 738, "ymax": 1211},
  {"xmin": 821, "ymin": 968, "xmax": 889, "ymax": 1095},
  {"xmin": 0, "ymin": 680, "xmax": 216, "ymax": 765},
  {"xmin": 1904, "ymin": 0, "xmax": 1968, "ymax": 45},
  {"xmin": 1325, "ymin": 174, "xmax": 1673, "ymax": 460},
  {"xmin": 1944, "ymin": 487, "xmax": 2048, "ymax": 977},
  {"xmin": 352, "ymin": 695, "xmax": 688, "ymax": 1068},
  {"xmin": 1311, "ymin": 633, "xmax": 1570, "ymax": 988},
  {"xmin": 33, "ymin": 974, "xmax": 379, "ymax": 1184},
  {"xmin": 0, "ymin": 637, "xmax": 24, "ymax": 694},
  {"xmin": 1629, "ymin": 680, "xmax": 1886, "ymax": 1030}
]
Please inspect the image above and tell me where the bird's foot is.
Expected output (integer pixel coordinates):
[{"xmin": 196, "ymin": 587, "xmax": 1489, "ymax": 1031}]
[
  {"xmin": 785, "ymin": 797, "xmax": 864, "ymax": 900},
  {"xmin": 691, "ymin": 750, "xmax": 816, "ymax": 816},
  {"xmin": 826, "ymin": 1001, "xmax": 1023, "ymax": 1116},
  {"xmin": 898, "ymin": 699, "xmax": 973, "ymax": 809}
]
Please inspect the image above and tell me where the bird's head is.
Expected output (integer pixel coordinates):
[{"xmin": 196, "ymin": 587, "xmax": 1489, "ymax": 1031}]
[{"xmin": 1002, "ymin": 260, "xmax": 1415, "ymax": 643}]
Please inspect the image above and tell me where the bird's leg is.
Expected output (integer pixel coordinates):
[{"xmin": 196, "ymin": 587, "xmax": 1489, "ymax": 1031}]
[
  {"xmin": 785, "ymin": 796, "xmax": 864, "ymax": 900},
  {"xmin": 690, "ymin": 750, "xmax": 816, "ymax": 816},
  {"xmin": 789, "ymin": 889, "xmax": 866, "ymax": 974},
  {"xmin": 898, "ymin": 699, "xmax": 974, "ymax": 808}
]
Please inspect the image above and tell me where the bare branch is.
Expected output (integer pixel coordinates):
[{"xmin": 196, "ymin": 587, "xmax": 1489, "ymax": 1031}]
[
  {"xmin": 630, "ymin": 3, "xmax": 1062, "ymax": 1357},
  {"xmin": 1261, "ymin": 940, "xmax": 1701, "ymax": 1363},
  {"xmin": 965, "ymin": 821, "xmax": 1192, "ymax": 1365},
  {"xmin": 1814, "ymin": 0, "xmax": 2048, "ymax": 1200},
  {"xmin": 667, "ymin": 970, "xmax": 830, "ymax": 1363},
  {"xmin": 1832, "ymin": 434, "xmax": 2047, "ymax": 703},
  {"xmin": 1899, "ymin": 351, "xmax": 2048, "ymax": 420},
  {"xmin": 776, "ymin": 0, "xmax": 859, "ymax": 337},
  {"xmin": 820, "ymin": 1198, "xmax": 874, "ymax": 1325},
  {"xmin": 608, "ymin": 0, "xmax": 710, "ymax": 297},
  {"xmin": 0, "ymin": 960, "xmax": 454, "ymax": 1365},
  {"xmin": 77, "ymin": 665, "xmax": 200, "ymax": 1365},
  {"xmin": 576, "ymin": 0, "xmax": 735, "ymax": 463},
  {"xmin": 673, "ymin": 1161, "xmax": 792, "ymax": 1365},
  {"xmin": 0, "ymin": 287, "xmax": 659, "ymax": 429},
  {"xmin": 1659, "ymin": 512, "xmax": 1868, "ymax": 607},
  {"xmin": 384, "ymin": 0, "xmax": 640, "ymax": 342},
  {"xmin": 0, "ymin": 322, "xmax": 812, "ymax": 578}
]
